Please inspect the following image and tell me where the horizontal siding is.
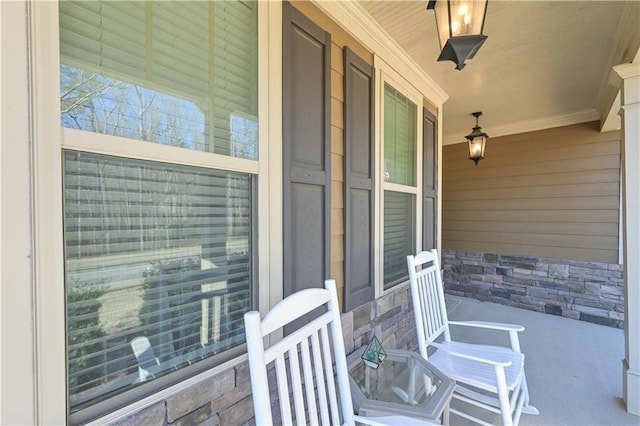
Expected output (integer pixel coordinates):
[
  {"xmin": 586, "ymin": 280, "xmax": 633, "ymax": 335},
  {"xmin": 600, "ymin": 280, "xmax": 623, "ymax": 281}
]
[{"xmin": 443, "ymin": 122, "xmax": 621, "ymax": 263}]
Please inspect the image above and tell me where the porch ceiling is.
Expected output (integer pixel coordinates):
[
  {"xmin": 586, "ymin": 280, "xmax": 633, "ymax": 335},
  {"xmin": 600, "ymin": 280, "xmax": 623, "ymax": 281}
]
[{"xmin": 358, "ymin": 1, "xmax": 640, "ymax": 145}]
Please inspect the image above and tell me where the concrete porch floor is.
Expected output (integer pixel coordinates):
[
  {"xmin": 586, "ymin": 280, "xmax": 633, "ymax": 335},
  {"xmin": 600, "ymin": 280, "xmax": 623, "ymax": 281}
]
[{"xmin": 445, "ymin": 296, "xmax": 639, "ymax": 426}]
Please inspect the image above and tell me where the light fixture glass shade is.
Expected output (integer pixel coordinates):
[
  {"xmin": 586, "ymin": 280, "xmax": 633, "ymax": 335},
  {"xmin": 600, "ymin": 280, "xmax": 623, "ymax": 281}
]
[
  {"xmin": 467, "ymin": 136, "xmax": 486, "ymax": 165},
  {"xmin": 428, "ymin": 0, "xmax": 489, "ymax": 70},
  {"xmin": 466, "ymin": 111, "xmax": 488, "ymax": 165}
]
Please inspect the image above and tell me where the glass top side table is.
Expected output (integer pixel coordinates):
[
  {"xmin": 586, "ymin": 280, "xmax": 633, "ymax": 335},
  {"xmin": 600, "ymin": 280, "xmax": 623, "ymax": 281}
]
[{"xmin": 347, "ymin": 346, "xmax": 456, "ymax": 423}]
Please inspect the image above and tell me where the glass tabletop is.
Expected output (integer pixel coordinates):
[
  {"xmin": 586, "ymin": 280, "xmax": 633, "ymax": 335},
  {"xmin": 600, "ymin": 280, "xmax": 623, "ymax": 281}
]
[{"xmin": 347, "ymin": 347, "xmax": 455, "ymax": 421}]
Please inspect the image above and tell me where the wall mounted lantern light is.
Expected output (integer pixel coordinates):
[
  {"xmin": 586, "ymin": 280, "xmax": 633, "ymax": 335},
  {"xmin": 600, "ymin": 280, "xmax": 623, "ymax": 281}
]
[
  {"xmin": 427, "ymin": 0, "xmax": 489, "ymax": 70},
  {"xmin": 466, "ymin": 111, "xmax": 488, "ymax": 165}
]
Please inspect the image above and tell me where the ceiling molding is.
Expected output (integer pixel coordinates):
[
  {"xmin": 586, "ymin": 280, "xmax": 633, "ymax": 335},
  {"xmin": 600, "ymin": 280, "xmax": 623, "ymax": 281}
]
[
  {"xmin": 613, "ymin": 61, "xmax": 640, "ymax": 80},
  {"xmin": 443, "ymin": 109, "xmax": 601, "ymax": 146},
  {"xmin": 600, "ymin": 91, "xmax": 621, "ymax": 133},
  {"xmin": 311, "ymin": 0, "xmax": 449, "ymax": 106}
]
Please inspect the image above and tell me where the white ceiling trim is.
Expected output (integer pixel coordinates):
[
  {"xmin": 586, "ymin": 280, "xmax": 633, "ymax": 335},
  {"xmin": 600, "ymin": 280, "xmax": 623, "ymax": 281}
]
[
  {"xmin": 443, "ymin": 109, "xmax": 601, "ymax": 146},
  {"xmin": 311, "ymin": 0, "xmax": 449, "ymax": 106},
  {"xmin": 601, "ymin": 90, "xmax": 621, "ymax": 133}
]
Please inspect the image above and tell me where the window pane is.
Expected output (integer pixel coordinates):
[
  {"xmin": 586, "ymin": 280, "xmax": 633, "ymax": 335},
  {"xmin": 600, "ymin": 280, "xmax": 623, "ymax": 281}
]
[
  {"xmin": 383, "ymin": 191, "xmax": 415, "ymax": 290},
  {"xmin": 383, "ymin": 83, "xmax": 416, "ymax": 186},
  {"xmin": 64, "ymin": 151, "xmax": 253, "ymax": 412},
  {"xmin": 59, "ymin": 1, "xmax": 258, "ymax": 160}
]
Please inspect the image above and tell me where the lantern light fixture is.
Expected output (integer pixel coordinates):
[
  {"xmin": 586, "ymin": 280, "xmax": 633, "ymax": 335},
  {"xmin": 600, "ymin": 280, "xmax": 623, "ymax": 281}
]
[
  {"xmin": 466, "ymin": 111, "xmax": 488, "ymax": 165},
  {"xmin": 427, "ymin": 0, "xmax": 489, "ymax": 70}
]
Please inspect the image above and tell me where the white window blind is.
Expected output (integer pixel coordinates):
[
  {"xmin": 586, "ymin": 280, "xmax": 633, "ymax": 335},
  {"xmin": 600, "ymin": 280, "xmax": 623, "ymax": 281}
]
[
  {"xmin": 64, "ymin": 151, "xmax": 253, "ymax": 412},
  {"xmin": 383, "ymin": 83, "xmax": 416, "ymax": 187},
  {"xmin": 59, "ymin": 1, "xmax": 258, "ymax": 159},
  {"xmin": 382, "ymin": 83, "xmax": 418, "ymax": 290},
  {"xmin": 383, "ymin": 191, "xmax": 416, "ymax": 287}
]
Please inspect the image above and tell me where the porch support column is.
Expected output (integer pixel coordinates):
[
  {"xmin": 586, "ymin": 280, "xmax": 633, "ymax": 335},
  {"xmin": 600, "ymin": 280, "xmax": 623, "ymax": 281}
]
[{"xmin": 615, "ymin": 60, "xmax": 640, "ymax": 416}]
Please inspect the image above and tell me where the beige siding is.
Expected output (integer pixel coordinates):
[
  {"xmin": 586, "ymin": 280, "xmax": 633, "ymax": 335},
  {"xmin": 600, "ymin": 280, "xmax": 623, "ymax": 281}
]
[
  {"xmin": 290, "ymin": 1, "xmax": 373, "ymax": 308},
  {"xmin": 443, "ymin": 121, "xmax": 621, "ymax": 263}
]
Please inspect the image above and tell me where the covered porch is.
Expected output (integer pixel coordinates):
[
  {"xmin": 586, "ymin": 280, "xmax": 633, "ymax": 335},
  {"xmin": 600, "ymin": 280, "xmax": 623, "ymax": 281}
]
[{"xmin": 447, "ymin": 295, "xmax": 636, "ymax": 425}]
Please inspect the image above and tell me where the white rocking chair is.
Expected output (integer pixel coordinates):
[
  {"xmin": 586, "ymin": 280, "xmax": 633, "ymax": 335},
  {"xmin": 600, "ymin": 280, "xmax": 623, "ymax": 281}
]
[
  {"xmin": 244, "ymin": 279, "xmax": 436, "ymax": 426},
  {"xmin": 407, "ymin": 250, "xmax": 539, "ymax": 426}
]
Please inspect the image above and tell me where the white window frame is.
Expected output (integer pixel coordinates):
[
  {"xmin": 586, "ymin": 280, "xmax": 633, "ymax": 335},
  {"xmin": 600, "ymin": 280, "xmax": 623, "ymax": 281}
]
[
  {"xmin": 373, "ymin": 55, "xmax": 423, "ymax": 297},
  {"xmin": 27, "ymin": 1, "xmax": 282, "ymax": 423}
]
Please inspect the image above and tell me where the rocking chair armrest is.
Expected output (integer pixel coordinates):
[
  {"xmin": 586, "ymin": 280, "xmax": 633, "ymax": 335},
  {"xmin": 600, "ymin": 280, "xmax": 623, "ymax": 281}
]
[
  {"xmin": 353, "ymin": 414, "xmax": 437, "ymax": 425},
  {"xmin": 448, "ymin": 320, "xmax": 525, "ymax": 332},
  {"xmin": 432, "ymin": 342, "xmax": 513, "ymax": 367}
]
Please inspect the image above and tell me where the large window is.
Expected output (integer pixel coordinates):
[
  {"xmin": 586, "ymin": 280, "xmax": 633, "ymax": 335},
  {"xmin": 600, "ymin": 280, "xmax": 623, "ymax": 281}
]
[
  {"xmin": 59, "ymin": 1, "xmax": 258, "ymax": 421},
  {"xmin": 381, "ymin": 82, "xmax": 420, "ymax": 291}
]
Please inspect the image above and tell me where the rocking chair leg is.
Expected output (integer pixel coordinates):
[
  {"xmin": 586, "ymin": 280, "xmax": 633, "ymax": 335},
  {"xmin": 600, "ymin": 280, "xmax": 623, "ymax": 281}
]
[{"xmin": 521, "ymin": 371, "xmax": 540, "ymax": 415}]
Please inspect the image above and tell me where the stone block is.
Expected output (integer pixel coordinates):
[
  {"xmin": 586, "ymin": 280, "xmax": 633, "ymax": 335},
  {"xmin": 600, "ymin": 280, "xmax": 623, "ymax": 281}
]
[
  {"xmin": 608, "ymin": 264, "xmax": 624, "ymax": 271},
  {"xmin": 513, "ymin": 268, "xmax": 533, "ymax": 276},
  {"xmin": 532, "ymin": 270, "xmax": 548, "ymax": 278},
  {"xmin": 568, "ymin": 280, "xmax": 586, "ymax": 293},
  {"xmin": 535, "ymin": 280, "xmax": 570, "ymax": 292},
  {"xmin": 580, "ymin": 313, "xmax": 618, "ymax": 327},
  {"xmin": 171, "ymin": 403, "xmax": 213, "ymax": 426},
  {"xmin": 562, "ymin": 309, "xmax": 581, "ymax": 320},
  {"xmin": 574, "ymin": 297, "xmax": 615, "ymax": 311},
  {"xmin": 548, "ymin": 264, "xmax": 570, "ymax": 279},
  {"xmin": 200, "ymin": 414, "xmax": 222, "ymax": 426},
  {"xmin": 353, "ymin": 303, "xmax": 372, "ymax": 330},
  {"xmin": 528, "ymin": 286, "xmax": 548, "ymax": 298},
  {"xmin": 341, "ymin": 311, "xmax": 354, "ymax": 355},
  {"xmin": 166, "ymin": 368, "xmax": 234, "ymax": 422},
  {"xmin": 496, "ymin": 267, "xmax": 512, "ymax": 276},
  {"xmin": 586, "ymin": 268, "xmax": 622, "ymax": 279},
  {"xmin": 219, "ymin": 395, "xmax": 255, "ymax": 426},
  {"xmin": 571, "ymin": 304, "xmax": 610, "ymax": 317},
  {"xmin": 376, "ymin": 292, "xmax": 395, "ymax": 317},
  {"xmin": 558, "ymin": 293, "xmax": 575, "ymax": 304},
  {"xmin": 462, "ymin": 264, "xmax": 484, "ymax": 274},
  {"xmin": 482, "ymin": 265, "xmax": 497, "ymax": 275},
  {"xmin": 536, "ymin": 263, "xmax": 549, "ymax": 272},
  {"xmin": 493, "ymin": 283, "xmax": 526, "ymax": 295},
  {"xmin": 483, "ymin": 253, "xmax": 499, "ymax": 263},
  {"xmin": 490, "ymin": 288, "xmax": 511, "ymax": 300},
  {"xmin": 587, "ymin": 261, "xmax": 609, "ymax": 270},
  {"xmin": 212, "ymin": 365, "xmax": 253, "ymax": 412},
  {"xmin": 394, "ymin": 286, "xmax": 409, "ymax": 309},
  {"xmin": 511, "ymin": 295, "xmax": 532, "ymax": 305},
  {"xmin": 483, "ymin": 274, "xmax": 503, "ymax": 284},
  {"xmin": 374, "ymin": 305, "xmax": 402, "ymax": 327},
  {"xmin": 512, "ymin": 302, "xmax": 544, "ymax": 312},
  {"xmin": 112, "ymin": 402, "xmax": 166, "ymax": 426},
  {"xmin": 459, "ymin": 251, "xmax": 483, "ymax": 261},
  {"xmin": 584, "ymin": 281, "xmax": 601, "ymax": 296},
  {"xmin": 545, "ymin": 304, "xmax": 563, "ymax": 316},
  {"xmin": 502, "ymin": 275, "xmax": 533, "ymax": 286},
  {"xmin": 395, "ymin": 327, "xmax": 417, "ymax": 350},
  {"xmin": 499, "ymin": 255, "xmax": 537, "ymax": 270},
  {"xmin": 569, "ymin": 266, "xmax": 587, "ymax": 276},
  {"xmin": 609, "ymin": 310, "xmax": 625, "ymax": 321}
]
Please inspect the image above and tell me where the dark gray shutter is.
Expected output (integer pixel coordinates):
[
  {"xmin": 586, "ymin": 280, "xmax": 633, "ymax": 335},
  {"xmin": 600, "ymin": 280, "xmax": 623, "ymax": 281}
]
[
  {"xmin": 344, "ymin": 48, "xmax": 374, "ymax": 311},
  {"xmin": 282, "ymin": 3, "xmax": 331, "ymax": 306},
  {"xmin": 423, "ymin": 109, "xmax": 438, "ymax": 251}
]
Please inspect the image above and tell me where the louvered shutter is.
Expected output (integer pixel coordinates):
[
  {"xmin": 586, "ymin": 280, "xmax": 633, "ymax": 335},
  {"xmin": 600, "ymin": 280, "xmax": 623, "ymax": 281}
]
[
  {"xmin": 423, "ymin": 109, "xmax": 438, "ymax": 251},
  {"xmin": 344, "ymin": 47, "xmax": 375, "ymax": 311}
]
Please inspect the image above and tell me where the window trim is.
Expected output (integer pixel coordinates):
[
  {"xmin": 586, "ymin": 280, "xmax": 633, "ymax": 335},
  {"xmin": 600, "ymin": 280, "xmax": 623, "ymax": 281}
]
[
  {"xmin": 374, "ymin": 55, "xmax": 423, "ymax": 297},
  {"xmin": 29, "ymin": 1, "xmax": 280, "ymax": 423}
]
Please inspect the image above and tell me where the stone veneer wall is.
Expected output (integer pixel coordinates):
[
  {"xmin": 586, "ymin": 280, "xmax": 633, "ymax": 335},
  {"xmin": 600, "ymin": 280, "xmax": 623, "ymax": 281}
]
[
  {"xmin": 442, "ymin": 249, "xmax": 625, "ymax": 328},
  {"xmin": 111, "ymin": 285, "xmax": 417, "ymax": 426}
]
